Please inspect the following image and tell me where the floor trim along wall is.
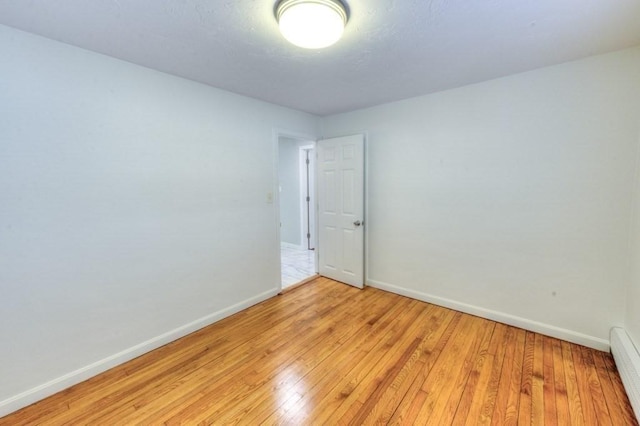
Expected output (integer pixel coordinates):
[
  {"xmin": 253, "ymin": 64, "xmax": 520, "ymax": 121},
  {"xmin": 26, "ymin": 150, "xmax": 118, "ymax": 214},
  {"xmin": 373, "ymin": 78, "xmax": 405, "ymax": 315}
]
[
  {"xmin": 280, "ymin": 242, "xmax": 305, "ymax": 251},
  {"xmin": 0, "ymin": 287, "xmax": 281, "ymax": 418},
  {"xmin": 611, "ymin": 327, "xmax": 640, "ymax": 420},
  {"xmin": 366, "ymin": 279, "xmax": 610, "ymax": 352}
]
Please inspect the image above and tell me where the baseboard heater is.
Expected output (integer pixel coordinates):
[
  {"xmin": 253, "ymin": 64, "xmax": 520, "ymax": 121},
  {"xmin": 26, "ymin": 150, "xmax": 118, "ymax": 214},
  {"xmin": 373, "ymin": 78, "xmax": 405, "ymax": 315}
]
[{"xmin": 610, "ymin": 327, "xmax": 640, "ymax": 420}]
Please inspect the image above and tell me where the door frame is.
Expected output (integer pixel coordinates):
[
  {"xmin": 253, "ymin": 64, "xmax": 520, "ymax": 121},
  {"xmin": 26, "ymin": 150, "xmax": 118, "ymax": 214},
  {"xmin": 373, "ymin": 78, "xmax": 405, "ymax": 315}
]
[
  {"xmin": 316, "ymin": 134, "xmax": 367, "ymax": 288},
  {"xmin": 273, "ymin": 129, "xmax": 319, "ymax": 292},
  {"xmin": 299, "ymin": 144, "xmax": 316, "ymax": 251},
  {"xmin": 315, "ymin": 132, "xmax": 369, "ymax": 287}
]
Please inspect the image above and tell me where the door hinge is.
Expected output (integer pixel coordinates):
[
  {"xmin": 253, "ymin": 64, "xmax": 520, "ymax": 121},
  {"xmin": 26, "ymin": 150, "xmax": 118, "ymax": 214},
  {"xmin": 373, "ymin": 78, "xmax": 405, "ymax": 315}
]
[
  {"xmin": 306, "ymin": 196, "xmax": 310, "ymax": 202},
  {"xmin": 306, "ymin": 158, "xmax": 310, "ymax": 165}
]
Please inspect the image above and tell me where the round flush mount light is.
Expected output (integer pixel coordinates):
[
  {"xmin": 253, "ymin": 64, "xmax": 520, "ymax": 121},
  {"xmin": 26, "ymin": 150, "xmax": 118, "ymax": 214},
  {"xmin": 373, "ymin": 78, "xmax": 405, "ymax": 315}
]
[{"xmin": 276, "ymin": 0, "xmax": 348, "ymax": 49}]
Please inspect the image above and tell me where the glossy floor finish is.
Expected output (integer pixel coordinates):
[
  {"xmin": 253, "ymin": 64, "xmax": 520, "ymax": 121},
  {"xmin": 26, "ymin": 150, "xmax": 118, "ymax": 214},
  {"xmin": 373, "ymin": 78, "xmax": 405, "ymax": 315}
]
[
  {"xmin": 1, "ymin": 278, "xmax": 637, "ymax": 425},
  {"xmin": 281, "ymin": 243, "xmax": 315, "ymax": 288}
]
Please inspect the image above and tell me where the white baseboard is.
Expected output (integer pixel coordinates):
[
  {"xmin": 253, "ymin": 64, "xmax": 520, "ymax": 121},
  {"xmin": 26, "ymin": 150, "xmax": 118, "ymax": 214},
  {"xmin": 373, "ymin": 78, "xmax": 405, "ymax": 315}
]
[
  {"xmin": 280, "ymin": 242, "xmax": 304, "ymax": 250},
  {"xmin": 611, "ymin": 328, "xmax": 640, "ymax": 421},
  {"xmin": 0, "ymin": 287, "xmax": 280, "ymax": 418},
  {"xmin": 366, "ymin": 279, "xmax": 609, "ymax": 352}
]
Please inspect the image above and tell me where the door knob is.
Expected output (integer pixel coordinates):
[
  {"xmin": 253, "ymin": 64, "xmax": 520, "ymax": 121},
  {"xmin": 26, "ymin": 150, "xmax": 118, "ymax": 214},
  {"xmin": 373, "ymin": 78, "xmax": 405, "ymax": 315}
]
[{"xmin": 353, "ymin": 220, "xmax": 362, "ymax": 227}]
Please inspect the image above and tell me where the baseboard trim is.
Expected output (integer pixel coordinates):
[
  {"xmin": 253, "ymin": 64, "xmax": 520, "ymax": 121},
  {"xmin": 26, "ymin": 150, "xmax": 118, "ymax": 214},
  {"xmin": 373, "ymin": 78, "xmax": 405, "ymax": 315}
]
[
  {"xmin": 366, "ymin": 279, "xmax": 609, "ymax": 352},
  {"xmin": 280, "ymin": 242, "xmax": 304, "ymax": 250},
  {"xmin": 610, "ymin": 328, "xmax": 640, "ymax": 420},
  {"xmin": 0, "ymin": 287, "xmax": 280, "ymax": 418},
  {"xmin": 280, "ymin": 273, "xmax": 320, "ymax": 294}
]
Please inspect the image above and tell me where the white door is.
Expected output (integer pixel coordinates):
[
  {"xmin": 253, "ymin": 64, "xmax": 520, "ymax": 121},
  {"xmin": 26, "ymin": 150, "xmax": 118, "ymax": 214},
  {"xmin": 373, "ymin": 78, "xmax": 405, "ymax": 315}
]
[{"xmin": 317, "ymin": 134, "xmax": 365, "ymax": 288}]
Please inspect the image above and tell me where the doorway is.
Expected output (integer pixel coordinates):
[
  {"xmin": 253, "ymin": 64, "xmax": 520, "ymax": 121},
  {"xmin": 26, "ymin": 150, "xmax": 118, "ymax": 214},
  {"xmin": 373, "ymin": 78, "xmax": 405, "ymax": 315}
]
[
  {"xmin": 278, "ymin": 136, "xmax": 317, "ymax": 288},
  {"xmin": 316, "ymin": 134, "xmax": 365, "ymax": 288}
]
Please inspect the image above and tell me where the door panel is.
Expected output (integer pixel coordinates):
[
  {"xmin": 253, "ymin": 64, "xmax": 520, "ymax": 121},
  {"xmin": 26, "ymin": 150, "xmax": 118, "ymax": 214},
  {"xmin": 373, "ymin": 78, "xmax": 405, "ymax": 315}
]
[
  {"xmin": 317, "ymin": 134, "xmax": 364, "ymax": 288},
  {"xmin": 323, "ymin": 170, "xmax": 337, "ymax": 213}
]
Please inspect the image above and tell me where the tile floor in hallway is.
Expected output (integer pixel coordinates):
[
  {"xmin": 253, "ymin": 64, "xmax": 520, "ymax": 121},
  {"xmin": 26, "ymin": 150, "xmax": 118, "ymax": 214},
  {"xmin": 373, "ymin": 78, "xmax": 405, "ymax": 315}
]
[{"xmin": 281, "ymin": 243, "xmax": 316, "ymax": 288}]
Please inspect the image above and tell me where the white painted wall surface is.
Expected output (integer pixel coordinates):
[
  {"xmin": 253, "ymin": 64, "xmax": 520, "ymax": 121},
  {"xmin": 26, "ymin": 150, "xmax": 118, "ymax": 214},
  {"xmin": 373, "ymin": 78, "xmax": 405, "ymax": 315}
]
[
  {"xmin": 0, "ymin": 25, "xmax": 318, "ymax": 413},
  {"xmin": 626, "ymin": 275, "xmax": 640, "ymax": 351},
  {"xmin": 628, "ymin": 128, "xmax": 640, "ymax": 352},
  {"xmin": 322, "ymin": 47, "xmax": 640, "ymax": 349}
]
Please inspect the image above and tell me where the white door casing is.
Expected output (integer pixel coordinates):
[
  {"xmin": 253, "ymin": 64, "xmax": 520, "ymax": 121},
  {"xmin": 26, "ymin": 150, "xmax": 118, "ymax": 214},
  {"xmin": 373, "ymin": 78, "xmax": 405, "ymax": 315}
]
[
  {"xmin": 299, "ymin": 145, "xmax": 315, "ymax": 250},
  {"xmin": 317, "ymin": 134, "xmax": 365, "ymax": 288}
]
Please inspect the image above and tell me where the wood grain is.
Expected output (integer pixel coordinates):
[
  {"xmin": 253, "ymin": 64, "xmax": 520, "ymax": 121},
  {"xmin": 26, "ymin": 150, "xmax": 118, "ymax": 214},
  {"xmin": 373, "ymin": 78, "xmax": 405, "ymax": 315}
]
[{"xmin": 0, "ymin": 277, "xmax": 636, "ymax": 425}]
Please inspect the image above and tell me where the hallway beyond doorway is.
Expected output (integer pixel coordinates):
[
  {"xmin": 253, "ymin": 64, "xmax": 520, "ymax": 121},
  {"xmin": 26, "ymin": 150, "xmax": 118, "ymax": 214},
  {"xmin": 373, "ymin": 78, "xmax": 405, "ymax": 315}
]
[{"xmin": 281, "ymin": 244, "xmax": 315, "ymax": 288}]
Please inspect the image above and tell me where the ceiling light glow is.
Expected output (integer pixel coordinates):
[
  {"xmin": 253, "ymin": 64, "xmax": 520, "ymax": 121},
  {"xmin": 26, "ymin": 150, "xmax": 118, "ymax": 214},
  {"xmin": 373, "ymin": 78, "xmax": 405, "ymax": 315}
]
[{"xmin": 276, "ymin": 0, "xmax": 348, "ymax": 49}]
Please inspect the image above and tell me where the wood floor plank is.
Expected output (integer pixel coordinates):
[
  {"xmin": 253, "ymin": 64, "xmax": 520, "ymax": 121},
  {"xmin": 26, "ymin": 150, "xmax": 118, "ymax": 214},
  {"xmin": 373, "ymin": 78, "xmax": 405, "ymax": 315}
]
[
  {"xmin": 278, "ymin": 299, "xmax": 428, "ymax": 424},
  {"xmin": 357, "ymin": 307, "xmax": 457, "ymax": 425},
  {"xmin": 405, "ymin": 314, "xmax": 480, "ymax": 424},
  {"xmin": 562, "ymin": 340, "xmax": 586, "ymax": 425},
  {"xmin": 601, "ymin": 351, "xmax": 639, "ymax": 425},
  {"xmin": 572, "ymin": 341, "xmax": 599, "ymax": 425},
  {"xmin": 1, "ymin": 278, "xmax": 636, "ymax": 426},
  {"xmin": 518, "ymin": 331, "xmax": 535, "ymax": 425},
  {"xmin": 489, "ymin": 326, "xmax": 517, "ymax": 425},
  {"xmin": 236, "ymin": 300, "xmax": 422, "ymax": 424},
  {"xmin": 451, "ymin": 321, "xmax": 498, "ymax": 424},
  {"xmin": 415, "ymin": 317, "xmax": 495, "ymax": 423},
  {"xmin": 137, "ymin": 283, "xmax": 393, "ymax": 424},
  {"xmin": 580, "ymin": 346, "xmax": 613, "ymax": 426},
  {"xmin": 259, "ymin": 295, "xmax": 421, "ymax": 424},
  {"xmin": 542, "ymin": 336, "xmax": 558, "ymax": 424},
  {"xmin": 216, "ymin": 290, "xmax": 404, "ymax": 425},
  {"xmin": 592, "ymin": 351, "xmax": 632, "ymax": 426},
  {"xmin": 491, "ymin": 327, "xmax": 526, "ymax": 426},
  {"xmin": 531, "ymin": 333, "xmax": 547, "ymax": 424},
  {"xmin": 387, "ymin": 311, "xmax": 464, "ymax": 425},
  {"xmin": 551, "ymin": 337, "xmax": 570, "ymax": 426},
  {"xmin": 466, "ymin": 322, "xmax": 509, "ymax": 425},
  {"xmin": 338, "ymin": 306, "xmax": 453, "ymax": 424}
]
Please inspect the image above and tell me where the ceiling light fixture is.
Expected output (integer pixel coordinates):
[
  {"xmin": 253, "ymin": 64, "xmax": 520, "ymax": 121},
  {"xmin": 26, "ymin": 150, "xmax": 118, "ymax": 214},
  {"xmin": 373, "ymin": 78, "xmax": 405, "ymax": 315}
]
[{"xmin": 276, "ymin": 0, "xmax": 348, "ymax": 49}]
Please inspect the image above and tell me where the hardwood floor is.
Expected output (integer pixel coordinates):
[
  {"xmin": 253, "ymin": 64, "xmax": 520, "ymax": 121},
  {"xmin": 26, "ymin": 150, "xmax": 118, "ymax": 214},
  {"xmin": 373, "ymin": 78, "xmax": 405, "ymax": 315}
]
[{"xmin": 1, "ymin": 277, "xmax": 637, "ymax": 425}]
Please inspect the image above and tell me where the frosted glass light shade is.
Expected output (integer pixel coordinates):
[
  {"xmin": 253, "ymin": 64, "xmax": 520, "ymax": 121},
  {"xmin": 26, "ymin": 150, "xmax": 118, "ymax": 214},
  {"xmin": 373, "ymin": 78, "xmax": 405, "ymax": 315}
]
[{"xmin": 276, "ymin": 0, "xmax": 348, "ymax": 49}]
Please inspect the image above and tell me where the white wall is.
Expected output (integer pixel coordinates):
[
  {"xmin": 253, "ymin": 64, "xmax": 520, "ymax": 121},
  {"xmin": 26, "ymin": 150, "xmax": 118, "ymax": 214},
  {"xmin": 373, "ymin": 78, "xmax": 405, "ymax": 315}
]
[
  {"xmin": 2, "ymin": 19, "xmax": 640, "ymax": 417},
  {"xmin": 322, "ymin": 47, "xmax": 640, "ymax": 349},
  {"xmin": 0, "ymin": 25, "xmax": 319, "ymax": 413},
  {"xmin": 628, "ymin": 127, "xmax": 640, "ymax": 352}
]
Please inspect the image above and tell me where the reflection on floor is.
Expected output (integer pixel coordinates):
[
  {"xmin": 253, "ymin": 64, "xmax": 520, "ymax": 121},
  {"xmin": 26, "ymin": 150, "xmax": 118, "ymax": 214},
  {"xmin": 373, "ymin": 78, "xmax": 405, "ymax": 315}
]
[{"xmin": 281, "ymin": 243, "xmax": 315, "ymax": 288}]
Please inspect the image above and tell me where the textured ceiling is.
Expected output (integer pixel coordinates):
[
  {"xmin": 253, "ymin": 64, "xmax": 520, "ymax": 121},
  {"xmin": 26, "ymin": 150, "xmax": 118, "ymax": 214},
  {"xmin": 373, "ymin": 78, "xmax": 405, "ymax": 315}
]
[{"xmin": 1, "ymin": 0, "xmax": 640, "ymax": 116}]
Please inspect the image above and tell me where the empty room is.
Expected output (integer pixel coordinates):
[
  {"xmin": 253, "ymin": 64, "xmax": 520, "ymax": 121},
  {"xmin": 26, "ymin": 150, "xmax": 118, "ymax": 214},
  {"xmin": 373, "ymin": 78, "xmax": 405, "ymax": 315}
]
[{"xmin": 1, "ymin": 0, "xmax": 640, "ymax": 424}]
